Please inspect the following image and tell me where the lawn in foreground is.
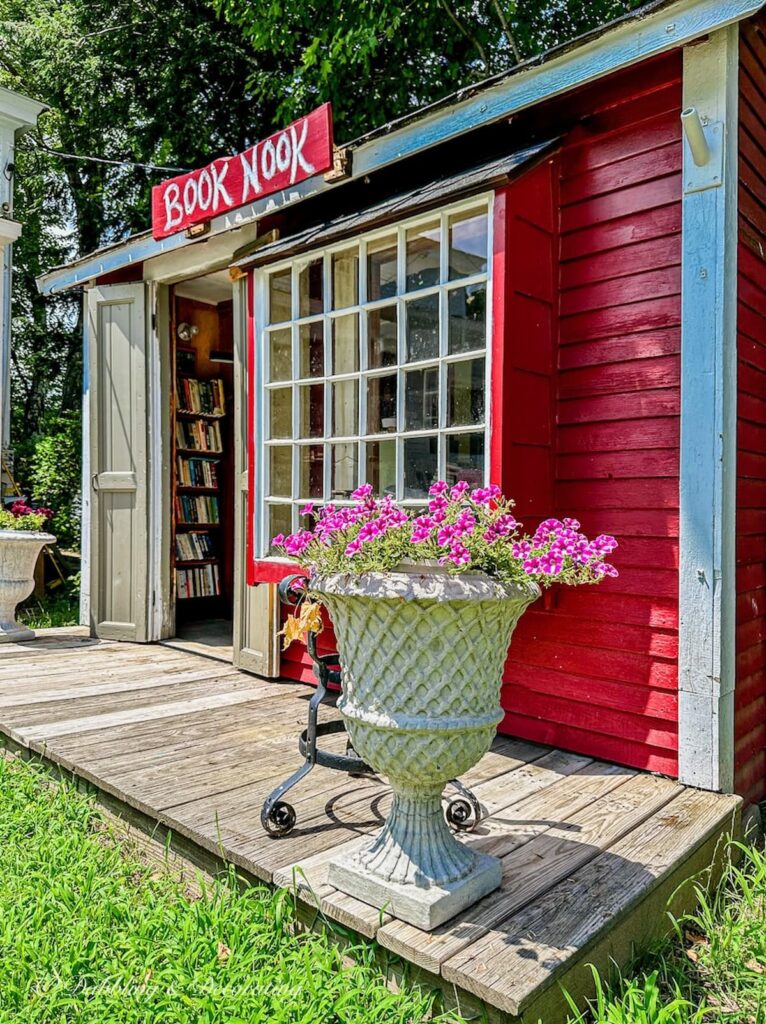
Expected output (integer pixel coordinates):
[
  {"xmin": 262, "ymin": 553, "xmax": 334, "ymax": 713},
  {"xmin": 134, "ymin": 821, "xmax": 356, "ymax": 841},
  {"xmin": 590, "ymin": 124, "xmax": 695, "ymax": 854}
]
[{"xmin": 0, "ymin": 754, "xmax": 464, "ymax": 1024}]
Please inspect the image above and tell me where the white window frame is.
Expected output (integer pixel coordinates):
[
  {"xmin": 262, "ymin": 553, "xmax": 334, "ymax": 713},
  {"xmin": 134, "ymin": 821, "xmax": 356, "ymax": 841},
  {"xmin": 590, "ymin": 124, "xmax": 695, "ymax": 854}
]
[{"xmin": 253, "ymin": 193, "xmax": 494, "ymax": 558}]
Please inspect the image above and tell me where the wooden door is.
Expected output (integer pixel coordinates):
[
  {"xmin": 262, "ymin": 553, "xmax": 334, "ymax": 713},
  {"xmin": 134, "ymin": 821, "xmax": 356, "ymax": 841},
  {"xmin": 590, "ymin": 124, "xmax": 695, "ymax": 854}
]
[
  {"xmin": 232, "ymin": 275, "xmax": 280, "ymax": 675},
  {"xmin": 87, "ymin": 282, "xmax": 150, "ymax": 641}
]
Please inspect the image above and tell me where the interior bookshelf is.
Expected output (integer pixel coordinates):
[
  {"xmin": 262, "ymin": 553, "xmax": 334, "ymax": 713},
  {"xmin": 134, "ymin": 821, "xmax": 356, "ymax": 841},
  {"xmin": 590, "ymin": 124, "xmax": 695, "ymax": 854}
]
[{"xmin": 171, "ymin": 293, "xmax": 234, "ymax": 614}]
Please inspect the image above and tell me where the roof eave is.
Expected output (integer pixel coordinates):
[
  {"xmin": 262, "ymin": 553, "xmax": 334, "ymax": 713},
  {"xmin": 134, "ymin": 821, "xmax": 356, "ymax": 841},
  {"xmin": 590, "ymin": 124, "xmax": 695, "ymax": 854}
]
[{"xmin": 37, "ymin": 0, "xmax": 766, "ymax": 297}]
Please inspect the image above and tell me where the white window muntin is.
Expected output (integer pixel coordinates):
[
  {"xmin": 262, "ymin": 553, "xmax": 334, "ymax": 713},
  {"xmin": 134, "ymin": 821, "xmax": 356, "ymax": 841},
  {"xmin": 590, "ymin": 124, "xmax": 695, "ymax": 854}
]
[{"xmin": 256, "ymin": 194, "xmax": 493, "ymax": 556}]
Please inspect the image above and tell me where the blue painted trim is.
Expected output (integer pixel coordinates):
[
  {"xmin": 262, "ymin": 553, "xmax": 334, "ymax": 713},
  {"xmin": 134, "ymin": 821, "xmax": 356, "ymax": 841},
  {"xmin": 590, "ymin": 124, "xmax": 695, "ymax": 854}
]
[
  {"xmin": 677, "ymin": 26, "xmax": 739, "ymax": 793},
  {"xmin": 38, "ymin": 0, "xmax": 763, "ymax": 297}
]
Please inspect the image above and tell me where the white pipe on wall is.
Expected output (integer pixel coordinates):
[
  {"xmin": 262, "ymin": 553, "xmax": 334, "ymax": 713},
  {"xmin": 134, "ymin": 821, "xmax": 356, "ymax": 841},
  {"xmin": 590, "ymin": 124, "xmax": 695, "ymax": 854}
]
[{"xmin": 681, "ymin": 106, "xmax": 712, "ymax": 166}]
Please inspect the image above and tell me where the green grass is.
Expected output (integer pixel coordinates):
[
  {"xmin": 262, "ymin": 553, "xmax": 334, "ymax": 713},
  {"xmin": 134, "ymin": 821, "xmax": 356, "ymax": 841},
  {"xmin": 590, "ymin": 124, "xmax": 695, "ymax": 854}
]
[
  {"xmin": 18, "ymin": 590, "xmax": 79, "ymax": 629},
  {"xmin": 0, "ymin": 754, "xmax": 465, "ymax": 1024},
  {"xmin": 566, "ymin": 838, "xmax": 766, "ymax": 1024}
]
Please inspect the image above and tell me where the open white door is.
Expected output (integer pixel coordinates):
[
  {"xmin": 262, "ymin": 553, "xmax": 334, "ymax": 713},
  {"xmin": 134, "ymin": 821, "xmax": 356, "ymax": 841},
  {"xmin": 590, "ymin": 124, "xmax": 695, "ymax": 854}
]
[
  {"xmin": 87, "ymin": 282, "xmax": 150, "ymax": 641},
  {"xmin": 232, "ymin": 276, "xmax": 280, "ymax": 675}
]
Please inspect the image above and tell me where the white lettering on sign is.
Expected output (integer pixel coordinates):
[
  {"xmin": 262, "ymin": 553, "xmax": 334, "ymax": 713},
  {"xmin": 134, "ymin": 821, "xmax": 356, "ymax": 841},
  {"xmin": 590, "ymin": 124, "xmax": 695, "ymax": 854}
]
[
  {"xmin": 240, "ymin": 149, "xmax": 261, "ymax": 202},
  {"xmin": 163, "ymin": 183, "xmax": 183, "ymax": 231},
  {"xmin": 151, "ymin": 103, "xmax": 333, "ymax": 240},
  {"xmin": 211, "ymin": 162, "xmax": 232, "ymax": 211}
]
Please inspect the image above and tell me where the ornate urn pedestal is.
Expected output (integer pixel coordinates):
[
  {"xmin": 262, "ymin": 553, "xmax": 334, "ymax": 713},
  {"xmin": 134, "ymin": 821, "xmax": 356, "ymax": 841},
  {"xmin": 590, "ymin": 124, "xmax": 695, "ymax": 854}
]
[
  {"xmin": 0, "ymin": 530, "xmax": 55, "ymax": 642},
  {"xmin": 315, "ymin": 567, "xmax": 539, "ymax": 931}
]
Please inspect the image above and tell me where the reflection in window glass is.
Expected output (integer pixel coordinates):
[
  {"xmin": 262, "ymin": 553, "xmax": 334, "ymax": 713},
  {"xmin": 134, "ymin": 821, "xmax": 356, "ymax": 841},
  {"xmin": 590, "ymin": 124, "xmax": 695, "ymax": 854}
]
[
  {"xmin": 367, "ymin": 235, "xmax": 397, "ymax": 301},
  {"xmin": 446, "ymin": 432, "xmax": 485, "ymax": 487},
  {"xmin": 269, "ymin": 387, "xmax": 292, "ymax": 438},
  {"xmin": 367, "ymin": 306, "xmax": 397, "ymax": 368},
  {"xmin": 404, "ymin": 435, "xmax": 438, "ymax": 498},
  {"xmin": 269, "ymin": 503, "xmax": 293, "ymax": 550},
  {"xmin": 268, "ymin": 328, "xmax": 292, "ymax": 382},
  {"xmin": 404, "ymin": 367, "xmax": 439, "ymax": 430},
  {"xmin": 405, "ymin": 293, "xmax": 439, "ymax": 362},
  {"xmin": 366, "ymin": 439, "xmax": 396, "ymax": 496},
  {"xmin": 299, "ymin": 383, "xmax": 324, "ymax": 438},
  {"xmin": 406, "ymin": 220, "xmax": 440, "ymax": 291},
  {"xmin": 299, "ymin": 444, "xmax": 324, "ymax": 499},
  {"xmin": 448, "ymin": 209, "xmax": 488, "ymax": 280},
  {"xmin": 298, "ymin": 258, "xmax": 323, "ymax": 317},
  {"xmin": 447, "ymin": 357, "xmax": 486, "ymax": 426},
  {"xmin": 332, "ymin": 379, "xmax": 359, "ymax": 437},
  {"xmin": 299, "ymin": 321, "xmax": 324, "ymax": 378},
  {"xmin": 332, "ymin": 314, "xmax": 359, "ymax": 375},
  {"xmin": 269, "ymin": 269, "xmax": 292, "ymax": 323},
  {"xmin": 367, "ymin": 374, "xmax": 397, "ymax": 434},
  {"xmin": 331, "ymin": 442, "xmax": 358, "ymax": 498},
  {"xmin": 448, "ymin": 283, "xmax": 487, "ymax": 354},
  {"xmin": 332, "ymin": 249, "xmax": 359, "ymax": 309},
  {"xmin": 269, "ymin": 446, "xmax": 292, "ymax": 497}
]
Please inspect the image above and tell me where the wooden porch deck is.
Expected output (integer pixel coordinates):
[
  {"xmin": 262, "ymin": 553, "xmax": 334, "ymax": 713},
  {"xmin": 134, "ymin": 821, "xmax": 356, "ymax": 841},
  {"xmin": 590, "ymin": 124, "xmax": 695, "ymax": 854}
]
[{"xmin": 0, "ymin": 628, "xmax": 741, "ymax": 1022}]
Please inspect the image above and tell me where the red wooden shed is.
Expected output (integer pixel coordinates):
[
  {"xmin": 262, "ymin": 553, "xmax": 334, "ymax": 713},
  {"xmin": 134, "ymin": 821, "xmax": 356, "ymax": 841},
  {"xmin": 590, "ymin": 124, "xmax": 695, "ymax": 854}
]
[{"xmin": 38, "ymin": 0, "xmax": 766, "ymax": 816}]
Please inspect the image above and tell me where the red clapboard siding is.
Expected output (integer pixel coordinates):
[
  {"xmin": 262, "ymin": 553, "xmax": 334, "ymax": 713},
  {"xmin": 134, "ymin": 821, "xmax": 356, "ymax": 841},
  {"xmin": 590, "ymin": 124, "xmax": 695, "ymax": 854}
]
[
  {"xmin": 735, "ymin": 16, "xmax": 766, "ymax": 805},
  {"xmin": 496, "ymin": 52, "xmax": 682, "ymax": 776}
]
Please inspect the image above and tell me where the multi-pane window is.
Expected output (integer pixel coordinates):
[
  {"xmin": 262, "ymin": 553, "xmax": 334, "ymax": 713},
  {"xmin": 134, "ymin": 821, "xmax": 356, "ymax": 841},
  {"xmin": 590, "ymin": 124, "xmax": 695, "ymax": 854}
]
[{"xmin": 257, "ymin": 197, "xmax": 492, "ymax": 553}]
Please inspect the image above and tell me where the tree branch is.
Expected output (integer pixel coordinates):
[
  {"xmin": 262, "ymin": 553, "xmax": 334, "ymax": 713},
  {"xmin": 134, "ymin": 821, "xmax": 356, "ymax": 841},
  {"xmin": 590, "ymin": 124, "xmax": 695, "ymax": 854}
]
[
  {"xmin": 438, "ymin": 0, "xmax": 489, "ymax": 72},
  {"xmin": 490, "ymin": 0, "xmax": 521, "ymax": 64}
]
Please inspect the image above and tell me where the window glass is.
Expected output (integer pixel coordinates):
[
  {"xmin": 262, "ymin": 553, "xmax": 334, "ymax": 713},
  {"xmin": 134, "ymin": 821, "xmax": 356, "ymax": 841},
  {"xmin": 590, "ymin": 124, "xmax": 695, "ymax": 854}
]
[
  {"xmin": 448, "ymin": 208, "xmax": 488, "ymax": 279},
  {"xmin": 366, "ymin": 439, "xmax": 396, "ymax": 496},
  {"xmin": 447, "ymin": 357, "xmax": 486, "ymax": 426},
  {"xmin": 367, "ymin": 306, "xmax": 398, "ymax": 369},
  {"xmin": 367, "ymin": 235, "xmax": 397, "ymax": 301},
  {"xmin": 332, "ymin": 314, "xmax": 359, "ymax": 375},
  {"xmin": 269, "ymin": 269, "xmax": 292, "ymax": 324},
  {"xmin": 332, "ymin": 249, "xmax": 359, "ymax": 309},
  {"xmin": 269, "ymin": 446, "xmax": 292, "ymax": 497},
  {"xmin": 268, "ymin": 328, "xmax": 292, "ymax": 382},
  {"xmin": 406, "ymin": 294, "xmax": 439, "ymax": 362},
  {"xmin": 260, "ymin": 201, "xmax": 490, "ymax": 554},
  {"xmin": 299, "ymin": 321, "xmax": 324, "ymax": 378},
  {"xmin": 406, "ymin": 220, "xmax": 440, "ymax": 291},
  {"xmin": 299, "ymin": 444, "xmax": 324, "ymax": 499},
  {"xmin": 269, "ymin": 387, "xmax": 292, "ymax": 438},
  {"xmin": 448, "ymin": 284, "xmax": 486, "ymax": 354},
  {"xmin": 298, "ymin": 258, "xmax": 323, "ymax": 317}
]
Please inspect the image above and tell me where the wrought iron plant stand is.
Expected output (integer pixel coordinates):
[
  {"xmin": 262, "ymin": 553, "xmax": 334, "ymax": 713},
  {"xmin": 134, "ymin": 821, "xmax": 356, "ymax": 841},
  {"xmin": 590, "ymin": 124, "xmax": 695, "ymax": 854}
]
[{"xmin": 260, "ymin": 574, "xmax": 484, "ymax": 838}]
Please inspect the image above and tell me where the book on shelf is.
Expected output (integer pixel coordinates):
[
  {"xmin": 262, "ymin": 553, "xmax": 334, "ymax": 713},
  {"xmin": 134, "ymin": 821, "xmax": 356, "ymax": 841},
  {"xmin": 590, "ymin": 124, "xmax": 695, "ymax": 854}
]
[
  {"xmin": 176, "ymin": 377, "xmax": 226, "ymax": 415},
  {"xmin": 175, "ymin": 532, "xmax": 216, "ymax": 562},
  {"xmin": 174, "ymin": 493, "xmax": 220, "ymax": 524},
  {"xmin": 175, "ymin": 563, "xmax": 221, "ymax": 599},
  {"xmin": 175, "ymin": 418, "xmax": 222, "ymax": 452},
  {"xmin": 176, "ymin": 455, "xmax": 219, "ymax": 488}
]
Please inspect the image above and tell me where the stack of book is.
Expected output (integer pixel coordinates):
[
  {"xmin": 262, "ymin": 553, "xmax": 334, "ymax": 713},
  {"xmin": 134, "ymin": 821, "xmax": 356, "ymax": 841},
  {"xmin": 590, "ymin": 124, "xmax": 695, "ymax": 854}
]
[
  {"xmin": 175, "ymin": 563, "xmax": 221, "ymax": 599},
  {"xmin": 176, "ymin": 455, "xmax": 219, "ymax": 488},
  {"xmin": 176, "ymin": 377, "xmax": 226, "ymax": 415},
  {"xmin": 175, "ymin": 494, "xmax": 220, "ymax": 524},
  {"xmin": 175, "ymin": 419, "xmax": 222, "ymax": 452},
  {"xmin": 175, "ymin": 532, "xmax": 216, "ymax": 562}
]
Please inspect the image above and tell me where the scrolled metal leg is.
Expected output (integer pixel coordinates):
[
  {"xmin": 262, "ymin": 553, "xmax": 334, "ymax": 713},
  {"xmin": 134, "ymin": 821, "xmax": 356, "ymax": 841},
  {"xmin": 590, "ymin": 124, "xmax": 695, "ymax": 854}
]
[{"xmin": 445, "ymin": 777, "xmax": 484, "ymax": 832}]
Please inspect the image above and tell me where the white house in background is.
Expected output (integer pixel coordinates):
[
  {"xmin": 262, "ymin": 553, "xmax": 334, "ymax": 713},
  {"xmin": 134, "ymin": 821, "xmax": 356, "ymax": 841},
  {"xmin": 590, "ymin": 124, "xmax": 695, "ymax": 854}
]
[{"xmin": 0, "ymin": 86, "xmax": 46, "ymax": 474}]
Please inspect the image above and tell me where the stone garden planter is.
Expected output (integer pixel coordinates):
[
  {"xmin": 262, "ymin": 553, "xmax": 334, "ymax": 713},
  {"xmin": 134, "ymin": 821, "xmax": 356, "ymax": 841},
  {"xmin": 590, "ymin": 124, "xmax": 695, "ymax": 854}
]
[
  {"xmin": 0, "ymin": 530, "xmax": 56, "ymax": 642},
  {"xmin": 315, "ymin": 565, "xmax": 540, "ymax": 930}
]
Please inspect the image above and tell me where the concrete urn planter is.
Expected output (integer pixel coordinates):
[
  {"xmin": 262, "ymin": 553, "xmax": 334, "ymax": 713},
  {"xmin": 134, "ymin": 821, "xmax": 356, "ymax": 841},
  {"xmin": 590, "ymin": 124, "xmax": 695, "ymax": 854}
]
[
  {"xmin": 315, "ymin": 566, "xmax": 540, "ymax": 930},
  {"xmin": 0, "ymin": 530, "xmax": 55, "ymax": 642}
]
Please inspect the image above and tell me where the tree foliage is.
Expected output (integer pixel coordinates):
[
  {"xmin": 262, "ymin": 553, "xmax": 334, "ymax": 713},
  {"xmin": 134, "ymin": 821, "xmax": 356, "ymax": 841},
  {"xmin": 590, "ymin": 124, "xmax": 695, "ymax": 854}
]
[
  {"xmin": 215, "ymin": 0, "xmax": 645, "ymax": 141},
  {"xmin": 1, "ymin": 0, "xmax": 644, "ymax": 547}
]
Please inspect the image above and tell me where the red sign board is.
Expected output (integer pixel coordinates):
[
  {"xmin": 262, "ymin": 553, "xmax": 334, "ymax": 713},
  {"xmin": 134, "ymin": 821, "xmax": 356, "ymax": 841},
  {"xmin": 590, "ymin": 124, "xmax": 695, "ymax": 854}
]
[{"xmin": 151, "ymin": 103, "xmax": 334, "ymax": 240}]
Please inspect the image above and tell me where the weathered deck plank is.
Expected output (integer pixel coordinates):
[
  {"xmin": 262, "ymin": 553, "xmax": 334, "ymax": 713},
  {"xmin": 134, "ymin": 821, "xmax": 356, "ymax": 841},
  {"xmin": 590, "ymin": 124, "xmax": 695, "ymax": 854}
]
[{"xmin": 0, "ymin": 630, "xmax": 742, "ymax": 1022}]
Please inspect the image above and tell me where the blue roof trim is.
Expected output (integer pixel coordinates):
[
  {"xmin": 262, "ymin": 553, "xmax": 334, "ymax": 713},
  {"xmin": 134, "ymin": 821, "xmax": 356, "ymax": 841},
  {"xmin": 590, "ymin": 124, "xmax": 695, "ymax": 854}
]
[{"xmin": 37, "ymin": 0, "xmax": 765, "ymax": 296}]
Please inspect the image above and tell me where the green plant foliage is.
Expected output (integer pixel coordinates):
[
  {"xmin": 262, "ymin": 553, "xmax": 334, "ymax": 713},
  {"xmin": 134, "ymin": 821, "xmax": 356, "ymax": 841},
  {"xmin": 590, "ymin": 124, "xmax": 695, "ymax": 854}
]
[
  {"xmin": 27, "ymin": 414, "xmax": 82, "ymax": 548},
  {"xmin": 564, "ymin": 839, "xmax": 766, "ymax": 1024},
  {"xmin": 214, "ymin": 0, "xmax": 645, "ymax": 141},
  {"xmin": 0, "ymin": 754, "xmax": 465, "ymax": 1023}
]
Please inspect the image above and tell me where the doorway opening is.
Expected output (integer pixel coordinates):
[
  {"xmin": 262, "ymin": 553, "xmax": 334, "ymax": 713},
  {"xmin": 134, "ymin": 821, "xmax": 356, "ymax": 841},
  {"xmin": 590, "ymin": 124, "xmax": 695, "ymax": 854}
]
[{"xmin": 168, "ymin": 269, "xmax": 235, "ymax": 660}]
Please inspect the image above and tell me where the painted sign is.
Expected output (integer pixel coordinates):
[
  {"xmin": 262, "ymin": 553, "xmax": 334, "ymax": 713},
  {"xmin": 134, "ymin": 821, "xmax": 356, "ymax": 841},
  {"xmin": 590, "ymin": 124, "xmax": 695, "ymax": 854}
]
[{"xmin": 151, "ymin": 103, "xmax": 333, "ymax": 240}]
